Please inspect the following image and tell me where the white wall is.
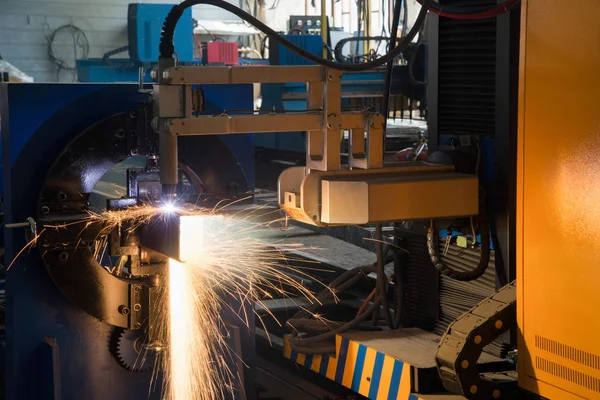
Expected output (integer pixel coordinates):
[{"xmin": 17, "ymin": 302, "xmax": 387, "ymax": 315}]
[
  {"xmin": 0, "ymin": 0, "xmax": 418, "ymax": 82},
  {"xmin": 263, "ymin": 1, "xmax": 306, "ymax": 33},
  {"xmin": 0, "ymin": 0, "xmax": 244, "ymax": 82}
]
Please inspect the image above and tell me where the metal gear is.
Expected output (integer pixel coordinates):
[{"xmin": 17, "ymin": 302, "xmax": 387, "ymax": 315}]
[{"xmin": 109, "ymin": 327, "xmax": 157, "ymax": 372}]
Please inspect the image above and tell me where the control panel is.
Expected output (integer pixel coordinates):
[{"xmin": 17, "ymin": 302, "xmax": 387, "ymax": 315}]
[{"xmin": 289, "ymin": 15, "xmax": 326, "ymax": 35}]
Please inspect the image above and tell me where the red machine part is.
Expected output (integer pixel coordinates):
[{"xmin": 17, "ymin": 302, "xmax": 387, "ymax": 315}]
[{"xmin": 206, "ymin": 42, "xmax": 239, "ymax": 65}]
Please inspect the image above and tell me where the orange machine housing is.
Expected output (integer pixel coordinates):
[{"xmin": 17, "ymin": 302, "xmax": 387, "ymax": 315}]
[{"xmin": 517, "ymin": 0, "xmax": 600, "ymax": 398}]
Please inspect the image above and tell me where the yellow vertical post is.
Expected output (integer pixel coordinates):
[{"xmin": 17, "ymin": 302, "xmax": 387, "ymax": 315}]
[{"xmin": 364, "ymin": 0, "xmax": 371, "ymax": 52}]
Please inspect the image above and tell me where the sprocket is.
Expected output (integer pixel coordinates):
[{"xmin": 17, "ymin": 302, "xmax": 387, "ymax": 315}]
[{"xmin": 109, "ymin": 327, "xmax": 157, "ymax": 372}]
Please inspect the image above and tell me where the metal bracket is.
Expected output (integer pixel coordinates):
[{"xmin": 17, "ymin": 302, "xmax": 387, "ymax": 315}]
[
  {"xmin": 349, "ymin": 113, "xmax": 384, "ymax": 169},
  {"xmin": 153, "ymin": 65, "xmax": 385, "ymax": 183}
]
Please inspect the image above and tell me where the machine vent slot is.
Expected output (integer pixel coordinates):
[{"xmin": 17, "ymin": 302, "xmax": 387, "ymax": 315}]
[
  {"xmin": 402, "ymin": 232, "xmax": 440, "ymax": 330},
  {"xmin": 437, "ymin": 0, "xmax": 498, "ymax": 136},
  {"xmin": 536, "ymin": 357, "xmax": 600, "ymax": 393},
  {"xmin": 535, "ymin": 335, "xmax": 600, "ymax": 370}
]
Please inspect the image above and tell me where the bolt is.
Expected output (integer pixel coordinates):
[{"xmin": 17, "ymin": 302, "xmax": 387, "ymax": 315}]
[
  {"xmin": 150, "ymin": 69, "xmax": 158, "ymax": 81},
  {"xmin": 115, "ymin": 129, "xmax": 125, "ymax": 138},
  {"xmin": 133, "ymin": 303, "xmax": 142, "ymax": 312},
  {"xmin": 130, "ymin": 148, "xmax": 139, "ymax": 156},
  {"xmin": 134, "ymin": 285, "xmax": 141, "ymax": 292},
  {"xmin": 129, "ymin": 111, "xmax": 136, "ymax": 119},
  {"xmin": 41, "ymin": 206, "xmax": 50, "ymax": 215},
  {"xmin": 151, "ymin": 117, "xmax": 160, "ymax": 132},
  {"xmin": 57, "ymin": 191, "xmax": 67, "ymax": 201},
  {"xmin": 470, "ymin": 385, "xmax": 478, "ymax": 394},
  {"xmin": 461, "ymin": 360, "xmax": 469, "ymax": 369},
  {"xmin": 59, "ymin": 252, "xmax": 69, "ymax": 262},
  {"xmin": 61, "ymin": 205, "xmax": 68, "ymax": 213},
  {"xmin": 133, "ymin": 322, "xmax": 142, "ymax": 329},
  {"xmin": 495, "ymin": 320, "xmax": 503, "ymax": 329},
  {"xmin": 162, "ymin": 70, "xmax": 171, "ymax": 81},
  {"xmin": 474, "ymin": 335, "xmax": 482, "ymax": 345},
  {"xmin": 118, "ymin": 305, "xmax": 130, "ymax": 315},
  {"xmin": 493, "ymin": 389, "xmax": 501, "ymax": 399}
]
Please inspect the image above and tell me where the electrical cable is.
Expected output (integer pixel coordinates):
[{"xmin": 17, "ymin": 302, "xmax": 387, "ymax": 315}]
[
  {"xmin": 392, "ymin": 232, "xmax": 403, "ymax": 327},
  {"xmin": 102, "ymin": 45, "xmax": 130, "ymax": 65},
  {"xmin": 159, "ymin": 0, "xmax": 432, "ymax": 72},
  {"xmin": 333, "ymin": 36, "xmax": 390, "ymax": 63},
  {"xmin": 356, "ymin": 0, "xmax": 364, "ymax": 55},
  {"xmin": 426, "ymin": 195, "xmax": 491, "ymax": 281},
  {"xmin": 375, "ymin": 224, "xmax": 394, "ymax": 329},
  {"xmin": 47, "ymin": 24, "xmax": 89, "ymax": 81},
  {"xmin": 380, "ymin": 0, "xmax": 402, "ymax": 148},
  {"xmin": 288, "ymin": 271, "xmax": 379, "ymax": 354},
  {"xmin": 195, "ymin": 22, "xmax": 217, "ymax": 41},
  {"xmin": 260, "ymin": 0, "xmax": 280, "ymax": 9},
  {"xmin": 288, "ymin": 299, "xmax": 381, "ymax": 354},
  {"xmin": 287, "ymin": 242, "xmax": 401, "ymax": 354},
  {"xmin": 323, "ymin": 43, "xmax": 334, "ymax": 61},
  {"xmin": 408, "ymin": 13, "xmax": 427, "ymax": 86},
  {"xmin": 260, "ymin": 34, "xmax": 269, "ymax": 59},
  {"xmin": 381, "ymin": 0, "xmax": 387, "ymax": 36},
  {"xmin": 416, "ymin": 0, "xmax": 519, "ymax": 19}
]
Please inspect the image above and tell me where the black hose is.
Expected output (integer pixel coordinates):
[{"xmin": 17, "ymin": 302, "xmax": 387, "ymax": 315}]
[
  {"xmin": 292, "ymin": 264, "xmax": 377, "ymax": 320},
  {"xmin": 159, "ymin": 0, "xmax": 432, "ymax": 72},
  {"xmin": 287, "ymin": 264, "xmax": 378, "ymax": 354},
  {"xmin": 102, "ymin": 45, "xmax": 130, "ymax": 65},
  {"xmin": 375, "ymin": 224, "xmax": 394, "ymax": 329},
  {"xmin": 288, "ymin": 299, "xmax": 382, "ymax": 354},
  {"xmin": 392, "ymin": 234, "xmax": 403, "ymax": 327},
  {"xmin": 401, "ymin": 0, "xmax": 408, "ymax": 36},
  {"xmin": 380, "ymin": 0, "xmax": 403, "ymax": 150},
  {"xmin": 426, "ymin": 199, "xmax": 491, "ymax": 281},
  {"xmin": 288, "ymin": 240, "xmax": 401, "ymax": 354},
  {"xmin": 408, "ymin": 14, "xmax": 428, "ymax": 86},
  {"xmin": 333, "ymin": 36, "xmax": 390, "ymax": 63}
]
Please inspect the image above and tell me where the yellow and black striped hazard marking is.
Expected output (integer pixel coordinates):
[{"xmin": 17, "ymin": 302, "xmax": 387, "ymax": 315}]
[{"xmin": 283, "ymin": 334, "xmax": 424, "ymax": 400}]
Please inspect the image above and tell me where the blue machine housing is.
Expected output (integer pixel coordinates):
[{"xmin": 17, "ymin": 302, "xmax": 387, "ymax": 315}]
[
  {"xmin": 0, "ymin": 83, "xmax": 254, "ymax": 399},
  {"xmin": 77, "ymin": 3, "xmax": 194, "ymax": 83},
  {"xmin": 128, "ymin": 3, "xmax": 194, "ymax": 63}
]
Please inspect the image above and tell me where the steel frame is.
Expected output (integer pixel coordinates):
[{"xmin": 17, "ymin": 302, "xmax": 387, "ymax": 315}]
[{"xmin": 153, "ymin": 65, "xmax": 383, "ymax": 173}]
